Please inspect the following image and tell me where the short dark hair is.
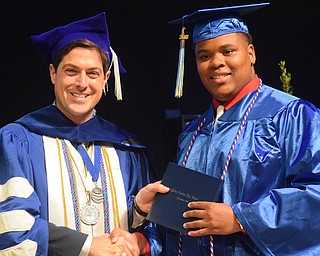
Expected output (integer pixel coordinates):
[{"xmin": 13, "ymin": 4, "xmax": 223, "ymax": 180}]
[{"xmin": 53, "ymin": 39, "xmax": 109, "ymax": 74}]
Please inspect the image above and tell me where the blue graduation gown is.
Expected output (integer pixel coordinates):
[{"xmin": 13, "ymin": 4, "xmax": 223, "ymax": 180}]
[
  {"xmin": 160, "ymin": 84, "xmax": 320, "ymax": 255},
  {"xmin": 0, "ymin": 105, "xmax": 161, "ymax": 255}
]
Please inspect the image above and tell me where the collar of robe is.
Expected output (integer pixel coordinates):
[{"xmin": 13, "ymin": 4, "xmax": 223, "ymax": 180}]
[{"xmin": 15, "ymin": 104, "xmax": 144, "ymax": 149}]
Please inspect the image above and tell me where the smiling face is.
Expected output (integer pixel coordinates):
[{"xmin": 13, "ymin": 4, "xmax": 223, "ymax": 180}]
[
  {"xmin": 49, "ymin": 47, "xmax": 109, "ymax": 124},
  {"xmin": 195, "ymin": 32, "xmax": 256, "ymax": 103}
]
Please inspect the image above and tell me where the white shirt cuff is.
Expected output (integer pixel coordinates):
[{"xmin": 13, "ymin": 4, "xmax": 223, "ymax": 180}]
[{"xmin": 79, "ymin": 235, "xmax": 93, "ymax": 256}]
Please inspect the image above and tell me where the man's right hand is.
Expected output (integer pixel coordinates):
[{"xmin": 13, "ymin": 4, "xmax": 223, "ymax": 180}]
[{"xmin": 89, "ymin": 233, "xmax": 136, "ymax": 256}]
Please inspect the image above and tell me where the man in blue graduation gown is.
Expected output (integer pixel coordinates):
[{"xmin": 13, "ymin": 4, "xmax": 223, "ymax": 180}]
[
  {"xmin": 135, "ymin": 2, "xmax": 320, "ymax": 255},
  {"xmin": 0, "ymin": 12, "xmax": 162, "ymax": 255}
]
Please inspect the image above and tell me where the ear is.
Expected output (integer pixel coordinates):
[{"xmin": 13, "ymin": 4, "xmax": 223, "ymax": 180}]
[
  {"xmin": 104, "ymin": 70, "xmax": 111, "ymax": 85},
  {"xmin": 49, "ymin": 64, "xmax": 56, "ymax": 85},
  {"xmin": 248, "ymin": 44, "xmax": 256, "ymax": 65}
]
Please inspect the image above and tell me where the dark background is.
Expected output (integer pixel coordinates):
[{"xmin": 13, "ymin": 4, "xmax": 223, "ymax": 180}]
[{"xmin": 1, "ymin": 0, "xmax": 319, "ymax": 176}]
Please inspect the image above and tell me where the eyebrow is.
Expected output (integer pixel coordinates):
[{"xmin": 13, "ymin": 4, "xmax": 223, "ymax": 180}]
[
  {"xmin": 196, "ymin": 43, "xmax": 237, "ymax": 54},
  {"xmin": 62, "ymin": 63, "xmax": 102, "ymax": 72}
]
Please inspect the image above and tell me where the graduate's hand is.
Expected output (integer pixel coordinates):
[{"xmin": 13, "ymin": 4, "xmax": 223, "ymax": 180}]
[
  {"xmin": 89, "ymin": 233, "xmax": 136, "ymax": 256},
  {"xmin": 135, "ymin": 181, "xmax": 170, "ymax": 213},
  {"xmin": 182, "ymin": 202, "xmax": 242, "ymax": 236}
]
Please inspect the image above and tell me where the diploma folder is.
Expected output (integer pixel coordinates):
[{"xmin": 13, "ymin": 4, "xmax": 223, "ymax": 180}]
[{"xmin": 146, "ymin": 162, "xmax": 223, "ymax": 235}]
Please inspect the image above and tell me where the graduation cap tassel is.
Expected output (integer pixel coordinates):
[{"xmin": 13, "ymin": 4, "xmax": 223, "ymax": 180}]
[
  {"xmin": 175, "ymin": 27, "xmax": 189, "ymax": 98},
  {"xmin": 109, "ymin": 47, "xmax": 123, "ymax": 101}
]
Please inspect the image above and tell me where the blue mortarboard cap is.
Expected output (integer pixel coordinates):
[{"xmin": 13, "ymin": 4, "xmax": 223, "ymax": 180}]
[
  {"xmin": 169, "ymin": 2, "xmax": 270, "ymax": 98},
  {"xmin": 31, "ymin": 12, "xmax": 126, "ymax": 100}
]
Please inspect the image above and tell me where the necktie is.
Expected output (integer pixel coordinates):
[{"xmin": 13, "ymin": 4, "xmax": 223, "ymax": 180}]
[{"xmin": 214, "ymin": 105, "xmax": 224, "ymax": 126}]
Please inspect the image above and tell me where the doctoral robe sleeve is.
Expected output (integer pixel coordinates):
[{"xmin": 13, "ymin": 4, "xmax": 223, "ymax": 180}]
[
  {"xmin": 232, "ymin": 100, "xmax": 320, "ymax": 255},
  {"xmin": 116, "ymin": 145, "xmax": 163, "ymax": 255},
  {"xmin": 0, "ymin": 123, "xmax": 49, "ymax": 255}
]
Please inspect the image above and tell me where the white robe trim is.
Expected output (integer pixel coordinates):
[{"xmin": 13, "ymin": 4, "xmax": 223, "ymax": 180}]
[{"xmin": 43, "ymin": 136, "xmax": 128, "ymax": 236}]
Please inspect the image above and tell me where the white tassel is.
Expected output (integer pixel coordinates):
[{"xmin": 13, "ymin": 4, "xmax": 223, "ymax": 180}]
[
  {"xmin": 175, "ymin": 27, "xmax": 189, "ymax": 98},
  {"xmin": 109, "ymin": 46, "xmax": 123, "ymax": 101}
]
